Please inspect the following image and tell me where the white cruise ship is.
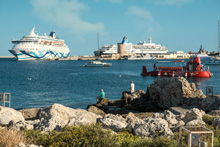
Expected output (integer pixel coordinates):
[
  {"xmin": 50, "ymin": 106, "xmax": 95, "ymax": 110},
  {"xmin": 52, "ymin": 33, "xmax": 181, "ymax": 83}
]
[
  {"xmin": 94, "ymin": 36, "xmax": 168, "ymax": 56},
  {"xmin": 9, "ymin": 26, "xmax": 70, "ymax": 60}
]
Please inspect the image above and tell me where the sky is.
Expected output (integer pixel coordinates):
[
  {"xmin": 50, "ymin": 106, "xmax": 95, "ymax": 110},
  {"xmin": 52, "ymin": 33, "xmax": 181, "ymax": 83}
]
[{"xmin": 0, "ymin": 0, "xmax": 220, "ymax": 56}]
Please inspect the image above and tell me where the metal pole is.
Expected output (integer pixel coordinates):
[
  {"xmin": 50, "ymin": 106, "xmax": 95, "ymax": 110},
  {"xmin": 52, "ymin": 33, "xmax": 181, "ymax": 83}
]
[
  {"xmin": 97, "ymin": 33, "xmax": 99, "ymax": 51},
  {"xmin": 188, "ymin": 133, "xmax": 192, "ymax": 147},
  {"xmin": 212, "ymin": 132, "xmax": 214, "ymax": 147},
  {"xmin": 218, "ymin": 21, "xmax": 220, "ymax": 53},
  {"xmin": 179, "ymin": 127, "xmax": 182, "ymax": 147}
]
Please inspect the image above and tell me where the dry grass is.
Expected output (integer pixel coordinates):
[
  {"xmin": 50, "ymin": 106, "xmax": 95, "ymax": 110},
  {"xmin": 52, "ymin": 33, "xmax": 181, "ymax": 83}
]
[{"xmin": 0, "ymin": 127, "xmax": 33, "ymax": 147}]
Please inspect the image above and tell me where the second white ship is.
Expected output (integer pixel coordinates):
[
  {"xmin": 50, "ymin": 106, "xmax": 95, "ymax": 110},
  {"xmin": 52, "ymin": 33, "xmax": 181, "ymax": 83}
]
[
  {"xmin": 94, "ymin": 36, "xmax": 168, "ymax": 56},
  {"xmin": 9, "ymin": 26, "xmax": 70, "ymax": 60}
]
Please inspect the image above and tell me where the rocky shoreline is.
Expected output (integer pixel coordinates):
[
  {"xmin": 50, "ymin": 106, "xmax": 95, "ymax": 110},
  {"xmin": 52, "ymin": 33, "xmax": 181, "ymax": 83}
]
[{"xmin": 1, "ymin": 77, "xmax": 220, "ymax": 146}]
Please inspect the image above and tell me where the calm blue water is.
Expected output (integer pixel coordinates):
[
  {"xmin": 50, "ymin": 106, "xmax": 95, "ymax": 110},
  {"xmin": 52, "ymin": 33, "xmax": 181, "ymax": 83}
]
[{"xmin": 0, "ymin": 59, "xmax": 219, "ymax": 110}]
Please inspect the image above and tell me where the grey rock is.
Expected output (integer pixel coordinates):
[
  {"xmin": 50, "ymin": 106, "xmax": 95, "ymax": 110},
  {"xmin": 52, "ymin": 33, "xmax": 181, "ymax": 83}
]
[
  {"xmin": 201, "ymin": 96, "xmax": 220, "ymax": 112},
  {"xmin": 212, "ymin": 117, "xmax": 220, "ymax": 129},
  {"xmin": 87, "ymin": 105, "xmax": 105, "ymax": 116},
  {"xmin": 16, "ymin": 142, "xmax": 42, "ymax": 147},
  {"xmin": 169, "ymin": 107, "xmax": 191, "ymax": 115},
  {"xmin": 125, "ymin": 112, "xmax": 146, "ymax": 129},
  {"xmin": 35, "ymin": 104, "xmax": 101, "ymax": 132},
  {"xmin": 208, "ymin": 110, "xmax": 220, "ymax": 116},
  {"xmin": 182, "ymin": 108, "xmax": 205, "ymax": 124},
  {"xmin": 146, "ymin": 77, "xmax": 206, "ymax": 109},
  {"xmin": 134, "ymin": 118, "xmax": 173, "ymax": 139},
  {"xmin": 18, "ymin": 108, "xmax": 41, "ymax": 120},
  {"xmin": 186, "ymin": 119, "xmax": 206, "ymax": 126},
  {"xmin": 174, "ymin": 120, "xmax": 185, "ymax": 131},
  {"xmin": 163, "ymin": 110, "xmax": 178, "ymax": 128},
  {"xmin": 99, "ymin": 114, "xmax": 127, "ymax": 132},
  {"xmin": 151, "ymin": 112, "xmax": 164, "ymax": 119}
]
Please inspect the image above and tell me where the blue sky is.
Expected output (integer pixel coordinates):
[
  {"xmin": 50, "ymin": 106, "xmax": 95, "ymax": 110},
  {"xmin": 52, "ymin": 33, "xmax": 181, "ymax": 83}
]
[{"xmin": 0, "ymin": 0, "xmax": 220, "ymax": 56}]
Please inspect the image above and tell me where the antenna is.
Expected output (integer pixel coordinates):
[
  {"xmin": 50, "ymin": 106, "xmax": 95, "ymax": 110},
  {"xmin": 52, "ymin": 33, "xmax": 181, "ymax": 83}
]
[{"xmin": 218, "ymin": 21, "xmax": 220, "ymax": 53}]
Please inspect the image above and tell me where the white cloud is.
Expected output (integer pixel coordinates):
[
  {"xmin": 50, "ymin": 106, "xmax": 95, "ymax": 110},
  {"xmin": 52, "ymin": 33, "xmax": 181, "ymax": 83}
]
[
  {"xmin": 31, "ymin": 0, "xmax": 105, "ymax": 36},
  {"xmin": 126, "ymin": 6, "xmax": 152, "ymax": 20},
  {"xmin": 154, "ymin": 0, "xmax": 193, "ymax": 6},
  {"xmin": 125, "ymin": 6, "xmax": 159, "ymax": 35}
]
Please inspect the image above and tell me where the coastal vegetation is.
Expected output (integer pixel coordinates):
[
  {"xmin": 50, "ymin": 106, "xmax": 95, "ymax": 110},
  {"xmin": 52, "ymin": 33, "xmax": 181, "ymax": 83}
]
[
  {"xmin": 1, "ymin": 124, "xmax": 179, "ymax": 147},
  {"xmin": 1, "ymin": 119, "xmax": 220, "ymax": 147}
]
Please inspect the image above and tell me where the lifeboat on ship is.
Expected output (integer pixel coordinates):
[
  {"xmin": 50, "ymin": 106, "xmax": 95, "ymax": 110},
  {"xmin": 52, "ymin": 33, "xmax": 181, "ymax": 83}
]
[{"xmin": 141, "ymin": 56, "xmax": 213, "ymax": 78}]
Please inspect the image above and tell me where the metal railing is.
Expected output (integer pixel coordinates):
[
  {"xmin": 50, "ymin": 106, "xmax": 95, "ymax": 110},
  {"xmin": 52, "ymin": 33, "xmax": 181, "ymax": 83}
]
[{"xmin": 0, "ymin": 93, "xmax": 11, "ymax": 107}]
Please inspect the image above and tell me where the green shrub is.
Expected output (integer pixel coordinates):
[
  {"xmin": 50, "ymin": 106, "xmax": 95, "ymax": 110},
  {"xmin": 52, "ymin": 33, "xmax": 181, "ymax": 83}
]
[
  {"xmin": 23, "ymin": 124, "xmax": 180, "ymax": 147},
  {"xmin": 203, "ymin": 115, "xmax": 217, "ymax": 125},
  {"xmin": 22, "ymin": 123, "xmax": 220, "ymax": 147},
  {"xmin": 24, "ymin": 123, "xmax": 119, "ymax": 147}
]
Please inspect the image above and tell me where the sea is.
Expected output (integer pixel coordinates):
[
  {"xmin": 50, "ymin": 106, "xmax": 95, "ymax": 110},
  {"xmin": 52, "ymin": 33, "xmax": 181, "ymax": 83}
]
[{"xmin": 0, "ymin": 59, "xmax": 219, "ymax": 110}]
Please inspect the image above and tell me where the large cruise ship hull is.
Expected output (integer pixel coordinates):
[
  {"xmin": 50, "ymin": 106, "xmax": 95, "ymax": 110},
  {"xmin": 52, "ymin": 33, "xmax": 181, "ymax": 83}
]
[{"xmin": 9, "ymin": 49, "xmax": 70, "ymax": 60}]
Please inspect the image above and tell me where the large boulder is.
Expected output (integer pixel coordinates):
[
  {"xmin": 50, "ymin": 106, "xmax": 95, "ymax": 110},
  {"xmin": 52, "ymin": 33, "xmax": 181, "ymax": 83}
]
[
  {"xmin": 146, "ymin": 77, "xmax": 205, "ymax": 109},
  {"xmin": 35, "ymin": 104, "xmax": 101, "ymax": 132},
  {"xmin": 201, "ymin": 96, "xmax": 220, "ymax": 112},
  {"xmin": 0, "ymin": 106, "xmax": 25, "ymax": 126}
]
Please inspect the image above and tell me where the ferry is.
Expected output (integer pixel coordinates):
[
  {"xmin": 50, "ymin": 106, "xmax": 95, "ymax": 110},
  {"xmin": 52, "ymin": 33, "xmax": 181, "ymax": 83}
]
[
  {"xmin": 9, "ymin": 26, "xmax": 70, "ymax": 60},
  {"xmin": 94, "ymin": 36, "xmax": 168, "ymax": 56},
  {"xmin": 141, "ymin": 56, "xmax": 212, "ymax": 78}
]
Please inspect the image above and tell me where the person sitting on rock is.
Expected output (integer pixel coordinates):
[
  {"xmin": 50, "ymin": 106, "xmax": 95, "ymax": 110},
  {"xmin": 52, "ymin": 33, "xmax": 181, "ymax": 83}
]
[{"xmin": 96, "ymin": 89, "xmax": 105, "ymax": 103}]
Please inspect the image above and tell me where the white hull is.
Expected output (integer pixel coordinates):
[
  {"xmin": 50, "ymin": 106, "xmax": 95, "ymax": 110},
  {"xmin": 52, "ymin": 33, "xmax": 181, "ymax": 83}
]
[
  {"xmin": 124, "ymin": 54, "xmax": 156, "ymax": 60},
  {"xmin": 9, "ymin": 49, "xmax": 69, "ymax": 60},
  {"xmin": 124, "ymin": 57, "xmax": 156, "ymax": 60}
]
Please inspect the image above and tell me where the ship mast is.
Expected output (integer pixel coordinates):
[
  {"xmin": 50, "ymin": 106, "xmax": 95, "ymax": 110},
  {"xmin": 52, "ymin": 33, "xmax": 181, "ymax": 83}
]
[
  {"xmin": 218, "ymin": 21, "xmax": 220, "ymax": 53},
  {"xmin": 97, "ymin": 33, "xmax": 99, "ymax": 50}
]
